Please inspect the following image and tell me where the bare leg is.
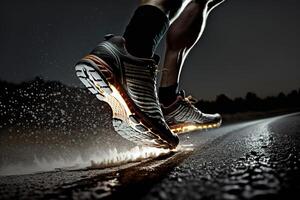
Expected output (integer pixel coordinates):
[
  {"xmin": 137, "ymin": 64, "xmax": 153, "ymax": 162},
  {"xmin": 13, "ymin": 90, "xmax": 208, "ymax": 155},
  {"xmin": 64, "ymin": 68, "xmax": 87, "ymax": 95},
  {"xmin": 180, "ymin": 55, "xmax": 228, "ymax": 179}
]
[{"xmin": 160, "ymin": 0, "xmax": 225, "ymax": 88}]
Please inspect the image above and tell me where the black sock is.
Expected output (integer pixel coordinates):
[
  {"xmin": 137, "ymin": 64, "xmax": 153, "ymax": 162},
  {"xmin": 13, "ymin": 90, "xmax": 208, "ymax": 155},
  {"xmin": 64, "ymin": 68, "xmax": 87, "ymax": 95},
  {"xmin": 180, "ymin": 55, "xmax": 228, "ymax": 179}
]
[
  {"xmin": 123, "ymin": 5, "xmax": 169, "ymax": 58},
  {"xmin": 159, "ymin": 84, "xmax": 179, "ymax": 106}
]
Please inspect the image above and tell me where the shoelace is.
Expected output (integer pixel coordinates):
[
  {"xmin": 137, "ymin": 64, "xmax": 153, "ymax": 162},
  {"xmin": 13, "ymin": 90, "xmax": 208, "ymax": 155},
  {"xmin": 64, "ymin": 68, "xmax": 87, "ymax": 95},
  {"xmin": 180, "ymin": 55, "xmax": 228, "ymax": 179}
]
[
  {"xmin": 183, "ymin": 95, "xmax": 198, "ymax": 106},
  {"xmin": 182, "ymin": 95, "xmax": 203, "ymax": 120}
]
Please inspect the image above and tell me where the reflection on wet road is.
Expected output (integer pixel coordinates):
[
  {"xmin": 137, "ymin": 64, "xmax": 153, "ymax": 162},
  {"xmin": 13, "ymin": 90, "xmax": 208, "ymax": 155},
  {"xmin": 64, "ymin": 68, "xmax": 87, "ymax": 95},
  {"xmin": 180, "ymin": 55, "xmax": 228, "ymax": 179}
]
[{"xmin": 0, "ymin": 113, "xmax": 299, "ymax": 200}]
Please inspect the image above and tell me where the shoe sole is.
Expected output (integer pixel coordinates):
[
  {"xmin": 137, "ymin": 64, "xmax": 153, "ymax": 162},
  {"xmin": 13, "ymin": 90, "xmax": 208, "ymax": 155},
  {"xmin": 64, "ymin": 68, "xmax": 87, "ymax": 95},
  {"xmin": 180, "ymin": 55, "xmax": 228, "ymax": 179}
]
[
  {"xmin": 75, "ymin": 55, "xmax": 173, "ymax": 149},
  {"xmin": 170, "ymin": 120, "xmax": 222, "ymax": 135}
]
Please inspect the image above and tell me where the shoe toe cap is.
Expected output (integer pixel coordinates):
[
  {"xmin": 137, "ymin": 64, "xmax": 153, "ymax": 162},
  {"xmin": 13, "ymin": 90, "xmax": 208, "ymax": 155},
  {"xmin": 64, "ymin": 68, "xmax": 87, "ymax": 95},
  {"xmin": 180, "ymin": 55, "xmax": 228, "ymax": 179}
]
[
  {"xmin": 169, "ymin": 134, "xmax": 179, "ymax": 149},
  {"xmin": 156, "ymin": 120, "xmax": 179, "ymax": 149}
]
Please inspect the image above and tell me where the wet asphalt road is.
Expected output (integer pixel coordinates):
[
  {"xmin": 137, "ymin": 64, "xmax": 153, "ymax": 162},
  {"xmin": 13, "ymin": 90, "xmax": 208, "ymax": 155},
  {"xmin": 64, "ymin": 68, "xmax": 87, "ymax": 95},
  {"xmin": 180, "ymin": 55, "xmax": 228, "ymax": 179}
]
[{"xmin": 0, "ymin": 113, "xmax": 300, "ymax": 200}]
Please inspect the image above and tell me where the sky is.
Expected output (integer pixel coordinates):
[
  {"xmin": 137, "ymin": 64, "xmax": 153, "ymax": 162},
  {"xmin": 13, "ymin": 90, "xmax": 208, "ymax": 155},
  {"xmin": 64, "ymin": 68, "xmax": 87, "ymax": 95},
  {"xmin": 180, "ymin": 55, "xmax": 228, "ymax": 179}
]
[{"xmin": 1, "ymin": 0, "xmax": 299, "ymax": 100}]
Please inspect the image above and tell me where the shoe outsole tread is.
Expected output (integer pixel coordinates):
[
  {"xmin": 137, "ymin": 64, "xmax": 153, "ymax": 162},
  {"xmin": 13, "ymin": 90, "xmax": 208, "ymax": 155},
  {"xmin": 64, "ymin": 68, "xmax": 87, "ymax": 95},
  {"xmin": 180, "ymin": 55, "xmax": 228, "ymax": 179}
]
[{"xmin": 75, "ymin": 59, "xmax": 173, "ymax": 149}]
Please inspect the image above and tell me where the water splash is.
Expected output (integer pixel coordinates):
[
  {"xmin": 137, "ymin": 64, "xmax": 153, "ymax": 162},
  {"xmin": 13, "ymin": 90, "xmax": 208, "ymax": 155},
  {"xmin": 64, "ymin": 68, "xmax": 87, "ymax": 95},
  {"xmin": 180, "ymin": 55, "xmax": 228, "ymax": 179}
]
[
  {"xmin": 89, "ymin": 146, "xmax": 173, "ymax": 169},
  {"xmin": 0, "ymin": 145, "xmax": 193, "ymax": 176}
]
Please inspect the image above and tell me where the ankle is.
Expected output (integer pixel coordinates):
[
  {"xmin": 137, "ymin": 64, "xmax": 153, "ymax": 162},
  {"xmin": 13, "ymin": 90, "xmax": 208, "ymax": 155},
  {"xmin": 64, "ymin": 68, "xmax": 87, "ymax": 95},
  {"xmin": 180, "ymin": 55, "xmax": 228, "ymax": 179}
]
[{"xmin": 159, "ymin": 84, "xmax": 179, "ymax": 106}]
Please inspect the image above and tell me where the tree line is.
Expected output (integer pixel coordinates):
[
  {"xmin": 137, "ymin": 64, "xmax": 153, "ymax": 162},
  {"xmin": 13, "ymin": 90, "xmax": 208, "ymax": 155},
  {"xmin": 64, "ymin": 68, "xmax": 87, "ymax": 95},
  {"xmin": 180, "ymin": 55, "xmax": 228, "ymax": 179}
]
[{"xmin": 195, "ymin": 90, "xmax": 300, "ymax": 114}]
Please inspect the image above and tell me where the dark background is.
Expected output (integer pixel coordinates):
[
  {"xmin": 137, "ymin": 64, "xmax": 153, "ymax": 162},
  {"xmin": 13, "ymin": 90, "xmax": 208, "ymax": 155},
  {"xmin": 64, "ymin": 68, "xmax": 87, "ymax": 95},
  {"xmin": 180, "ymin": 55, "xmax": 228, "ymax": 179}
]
[{"xmin": 1, "ymin": 0, "xmax": 299, "ymax": 100}]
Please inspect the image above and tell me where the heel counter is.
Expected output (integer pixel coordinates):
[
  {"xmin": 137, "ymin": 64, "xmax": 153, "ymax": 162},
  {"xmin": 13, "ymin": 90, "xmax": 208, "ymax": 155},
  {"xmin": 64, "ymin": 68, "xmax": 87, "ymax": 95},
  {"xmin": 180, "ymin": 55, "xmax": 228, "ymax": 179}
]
[{"xmin": 91, "ymin": 41, "xmax": 120, "ymax": 68}]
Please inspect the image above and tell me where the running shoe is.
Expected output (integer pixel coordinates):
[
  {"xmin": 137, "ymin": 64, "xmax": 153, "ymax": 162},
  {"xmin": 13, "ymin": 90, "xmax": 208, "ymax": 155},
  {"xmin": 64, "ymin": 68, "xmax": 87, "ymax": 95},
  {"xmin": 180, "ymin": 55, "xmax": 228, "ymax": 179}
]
[
  {"xmin": 75, "ymin": 34, "xmax": 179, "ymax": 149},
  {"xmin": 161, "ymin": 90, "xmax": 222, "ymax": 134}
]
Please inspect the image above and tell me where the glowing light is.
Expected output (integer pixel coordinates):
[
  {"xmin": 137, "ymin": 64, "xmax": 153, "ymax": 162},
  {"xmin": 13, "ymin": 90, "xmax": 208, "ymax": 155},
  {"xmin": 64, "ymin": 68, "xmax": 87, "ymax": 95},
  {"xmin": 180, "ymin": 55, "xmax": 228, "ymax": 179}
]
[
  {"xmin": 183, "ymin": 125, "xmax": 198, "ymax": 132},
  {"xmin": 171, "ymin": 122, "xmax": 221, "ymax": 134},
  {"xmin": 108, "ymin": 85, "xmax": 132, "ymax": 118}
]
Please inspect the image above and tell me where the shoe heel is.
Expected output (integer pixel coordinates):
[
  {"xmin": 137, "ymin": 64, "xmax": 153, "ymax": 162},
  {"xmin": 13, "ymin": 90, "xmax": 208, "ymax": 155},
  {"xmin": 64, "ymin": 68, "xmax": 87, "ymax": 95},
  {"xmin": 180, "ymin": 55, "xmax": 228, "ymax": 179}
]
[{"xmin": 75, "ymin": 61, "xmax": 113, "ymax": 101}]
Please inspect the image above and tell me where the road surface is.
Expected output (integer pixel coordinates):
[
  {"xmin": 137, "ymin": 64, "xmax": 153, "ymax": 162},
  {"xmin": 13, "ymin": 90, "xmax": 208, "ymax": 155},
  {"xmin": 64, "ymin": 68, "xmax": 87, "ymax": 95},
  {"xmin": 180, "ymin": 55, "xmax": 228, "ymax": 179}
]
[{"xmin": 0, "ymin": 113, "xmax": 300, "ymax": 200}]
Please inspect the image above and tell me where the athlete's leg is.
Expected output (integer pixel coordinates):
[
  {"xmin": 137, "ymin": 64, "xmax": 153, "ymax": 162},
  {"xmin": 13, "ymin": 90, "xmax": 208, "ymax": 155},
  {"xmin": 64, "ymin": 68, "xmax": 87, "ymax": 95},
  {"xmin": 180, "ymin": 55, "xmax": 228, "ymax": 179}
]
[
  {"xmin": 123, "ymin": 0, "xmax": 185, "ymax": 58},
  {"xmin": 159, "ymin": 0, "xmax": 225, "ymax": 106}
]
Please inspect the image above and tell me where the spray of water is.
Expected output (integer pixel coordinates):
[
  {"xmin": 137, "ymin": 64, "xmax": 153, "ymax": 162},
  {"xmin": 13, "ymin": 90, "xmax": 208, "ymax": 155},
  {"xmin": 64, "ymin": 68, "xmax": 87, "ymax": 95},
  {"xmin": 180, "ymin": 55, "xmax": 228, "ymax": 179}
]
[
  {"xmin": 0, "ymin": 145, "xmax": 193, "ymax": 176},
  {"xmin": 90, "ymin": 146, "xmax": 173, "ymax": 168}
]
